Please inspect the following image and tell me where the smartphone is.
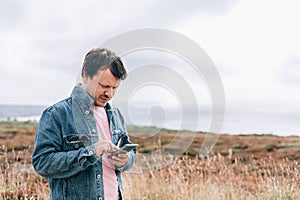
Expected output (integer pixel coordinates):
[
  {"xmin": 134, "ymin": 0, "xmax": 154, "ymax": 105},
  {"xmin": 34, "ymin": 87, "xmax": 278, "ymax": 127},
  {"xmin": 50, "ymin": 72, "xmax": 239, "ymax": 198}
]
[{"xmin": 107, "ymin": 144, "xmax": 138, "ymax": 158}]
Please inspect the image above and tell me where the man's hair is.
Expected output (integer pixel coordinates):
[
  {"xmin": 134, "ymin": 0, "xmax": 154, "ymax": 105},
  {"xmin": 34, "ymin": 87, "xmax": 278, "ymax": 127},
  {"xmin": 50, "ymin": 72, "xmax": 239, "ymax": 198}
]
[{"xmin": 81, "ymin": 48, "xmax": 127, "ymax": 80}]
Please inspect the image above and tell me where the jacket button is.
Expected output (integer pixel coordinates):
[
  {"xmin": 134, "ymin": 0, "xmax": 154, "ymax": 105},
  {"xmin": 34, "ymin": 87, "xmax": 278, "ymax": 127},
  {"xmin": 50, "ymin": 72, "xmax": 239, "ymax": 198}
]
[
  {"xmin": 85, "ymin": 110, "xmax": 90, "ymax": 115},
  {"xmin": 97, "ymin": 174, "xmax": 101, "ymax": 179}
]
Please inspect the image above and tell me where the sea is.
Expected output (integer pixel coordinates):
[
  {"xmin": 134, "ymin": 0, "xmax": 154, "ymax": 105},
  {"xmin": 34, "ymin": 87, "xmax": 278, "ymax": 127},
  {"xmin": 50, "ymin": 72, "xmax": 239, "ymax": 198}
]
[
  {"xmin": 0, "ymin": 104, "xmax": 46, "ymax": 121},
  {"xmin": 0, "ymin": 104, "xmax": 298, "ymax": 137}
]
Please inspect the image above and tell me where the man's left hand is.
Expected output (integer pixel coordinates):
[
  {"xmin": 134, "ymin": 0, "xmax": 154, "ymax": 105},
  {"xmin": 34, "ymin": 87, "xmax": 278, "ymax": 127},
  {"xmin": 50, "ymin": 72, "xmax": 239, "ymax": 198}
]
[{"xmin": 108, "ymin": 152, "xmax": 129, "ymax": 168}]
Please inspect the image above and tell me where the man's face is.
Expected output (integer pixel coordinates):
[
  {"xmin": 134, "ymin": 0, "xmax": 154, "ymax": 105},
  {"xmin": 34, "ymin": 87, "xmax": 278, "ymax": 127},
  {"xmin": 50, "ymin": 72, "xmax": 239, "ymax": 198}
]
[{"xmin": 82, "ymin": 68, "xmax": 121, "ymax": 107}]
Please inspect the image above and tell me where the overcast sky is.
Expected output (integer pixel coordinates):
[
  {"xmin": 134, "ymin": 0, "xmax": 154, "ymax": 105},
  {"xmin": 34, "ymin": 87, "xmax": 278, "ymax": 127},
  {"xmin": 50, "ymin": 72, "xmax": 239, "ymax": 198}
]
[{"xmin": 1, "ymin": 0, "xmax": 299, "ymax": 135}]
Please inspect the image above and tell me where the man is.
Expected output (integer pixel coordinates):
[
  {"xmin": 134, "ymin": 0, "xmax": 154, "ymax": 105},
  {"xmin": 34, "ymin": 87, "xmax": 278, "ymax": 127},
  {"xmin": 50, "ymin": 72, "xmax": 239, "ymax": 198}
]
[{"xmin": 32, "ymin": 48, "xmax": 136, "ymax": 200}]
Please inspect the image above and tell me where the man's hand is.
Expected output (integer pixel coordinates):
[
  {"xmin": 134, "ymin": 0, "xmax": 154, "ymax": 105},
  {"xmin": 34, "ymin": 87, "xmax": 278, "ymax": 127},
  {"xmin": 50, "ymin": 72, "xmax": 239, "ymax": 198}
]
[
  {"xmin": 94, "ymin": 140, "xmax": 118, "ymax": 157},
  {"xmin": 108, "ymin": 152, "xmax": 129, "ymax": 168}
]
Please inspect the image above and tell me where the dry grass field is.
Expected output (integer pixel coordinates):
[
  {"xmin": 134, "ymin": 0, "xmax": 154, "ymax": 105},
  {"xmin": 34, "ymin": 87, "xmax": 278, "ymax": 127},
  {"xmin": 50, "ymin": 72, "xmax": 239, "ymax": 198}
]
[{"xmin": 1, "ymin": 121, "xmax": 300, "ymax": 199}]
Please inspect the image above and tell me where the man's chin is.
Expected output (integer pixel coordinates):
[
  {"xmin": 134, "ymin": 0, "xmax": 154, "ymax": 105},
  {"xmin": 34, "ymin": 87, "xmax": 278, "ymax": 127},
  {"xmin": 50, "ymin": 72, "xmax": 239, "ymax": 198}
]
[{"xmin": 95, "ymin": 100, "xmax": 107, "ymax": 107}]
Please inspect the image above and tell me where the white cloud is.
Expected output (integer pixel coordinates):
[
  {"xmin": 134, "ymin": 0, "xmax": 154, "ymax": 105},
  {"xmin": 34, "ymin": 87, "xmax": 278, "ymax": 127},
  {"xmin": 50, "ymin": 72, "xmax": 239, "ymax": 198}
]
[
  {"xmin": 0, "ymin": 0, "xmax": 299, "ymax": 134},
  {"xmin": 278, "ymin": 55, "xmax": 300, "ymax": 86},
  {"xmin": 181, "ymin": 0, "xmax": 300, "ymax": 98}
]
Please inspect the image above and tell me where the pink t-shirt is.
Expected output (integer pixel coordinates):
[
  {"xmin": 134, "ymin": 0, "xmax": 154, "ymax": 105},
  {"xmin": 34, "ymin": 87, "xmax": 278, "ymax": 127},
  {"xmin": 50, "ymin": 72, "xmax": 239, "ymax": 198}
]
[{"xmin": 92, "ymin": 106, "xmax": 119, "ymax": 200}]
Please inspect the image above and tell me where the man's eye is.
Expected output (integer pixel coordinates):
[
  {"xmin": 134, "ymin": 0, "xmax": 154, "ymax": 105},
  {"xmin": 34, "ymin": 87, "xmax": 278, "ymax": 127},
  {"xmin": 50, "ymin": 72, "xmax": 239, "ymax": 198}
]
[{"xmin": 98, "ymin": 83, "xmax": 108, "ymax": 88}]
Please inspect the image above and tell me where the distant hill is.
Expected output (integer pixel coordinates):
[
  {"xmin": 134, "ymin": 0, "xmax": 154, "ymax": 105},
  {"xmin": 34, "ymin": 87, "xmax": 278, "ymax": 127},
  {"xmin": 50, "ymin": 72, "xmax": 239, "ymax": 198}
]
[{"xmin": 0, "ymin": 104, "xmax": 46, "ymax": 119}]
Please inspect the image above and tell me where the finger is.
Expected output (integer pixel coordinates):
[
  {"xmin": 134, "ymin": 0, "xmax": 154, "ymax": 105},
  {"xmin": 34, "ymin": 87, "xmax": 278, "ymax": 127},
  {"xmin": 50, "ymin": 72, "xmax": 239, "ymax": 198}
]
[
  {"xmin": 109, "ymin": 159, "xmax": 125, "ymax": 167},
  {"xmin": 112, "ymin": 153, "xmax": 128, "ymax": 162},
  {"xmin": 104, "ymin": 143, "xmax": 115, "ymax": 153},
  {"xmin": 105, "ymin": 142, "xmax": 117, "ymax": 152},
  {"xmin": 110, "ymin": 156, "xmax": 121, "ymax": 161},
  {"xmin": 116, "ymin": 152, "xmax": 128, "ymax": 159},
  {"xmin": 112, "ymin": 146, "xmax": 119, "ymax": 151}
]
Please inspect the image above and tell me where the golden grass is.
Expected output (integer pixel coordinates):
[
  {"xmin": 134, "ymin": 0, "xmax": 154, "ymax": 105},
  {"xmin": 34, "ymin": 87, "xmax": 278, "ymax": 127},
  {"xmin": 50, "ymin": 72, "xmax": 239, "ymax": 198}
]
[
  {"xmin": 1, "ymin": 145, "xmax": 299, "ymax": 200},
  {"xmin": 123, "ymin": 154, "xmax": 300, "ymax": 199},
  {"xmin": 0, "ymin": 146, "xmax": 49, "ymax": 199}
]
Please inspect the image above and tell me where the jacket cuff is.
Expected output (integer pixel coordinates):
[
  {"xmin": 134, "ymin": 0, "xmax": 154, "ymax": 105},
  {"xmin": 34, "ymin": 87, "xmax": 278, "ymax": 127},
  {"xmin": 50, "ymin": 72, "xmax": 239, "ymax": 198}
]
[{"xmin": 78, "ymin": 145, "xmax": 101, "ymax": 165}]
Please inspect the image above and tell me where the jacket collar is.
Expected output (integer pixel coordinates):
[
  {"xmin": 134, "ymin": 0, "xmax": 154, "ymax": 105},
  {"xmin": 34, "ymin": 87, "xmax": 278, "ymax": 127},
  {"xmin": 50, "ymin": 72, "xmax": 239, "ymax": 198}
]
[{"xmin": 71, "ymin": 84, "xmax": 94, "ymax": 109}]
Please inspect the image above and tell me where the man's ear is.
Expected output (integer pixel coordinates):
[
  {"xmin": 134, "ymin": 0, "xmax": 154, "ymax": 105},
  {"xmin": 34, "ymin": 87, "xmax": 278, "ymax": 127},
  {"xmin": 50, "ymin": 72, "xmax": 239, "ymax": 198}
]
[{"xmin": 82, "ymin": 72, "xmax": 90, "ymax": 84}]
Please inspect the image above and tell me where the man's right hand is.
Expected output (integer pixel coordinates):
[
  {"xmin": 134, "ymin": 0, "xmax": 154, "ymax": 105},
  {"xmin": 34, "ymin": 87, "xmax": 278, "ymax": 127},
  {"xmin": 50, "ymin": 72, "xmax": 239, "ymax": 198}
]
[{"xmin": 94, "ymin": 140, "xmax": 119, "ymax": 157}]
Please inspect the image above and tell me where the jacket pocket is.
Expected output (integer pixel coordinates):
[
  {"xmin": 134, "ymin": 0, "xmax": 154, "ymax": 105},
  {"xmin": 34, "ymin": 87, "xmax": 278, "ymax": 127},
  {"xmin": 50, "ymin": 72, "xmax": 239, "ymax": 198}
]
[{"xmin": 63, "ymin": 134, "xmax": 91, "ymax": 150}]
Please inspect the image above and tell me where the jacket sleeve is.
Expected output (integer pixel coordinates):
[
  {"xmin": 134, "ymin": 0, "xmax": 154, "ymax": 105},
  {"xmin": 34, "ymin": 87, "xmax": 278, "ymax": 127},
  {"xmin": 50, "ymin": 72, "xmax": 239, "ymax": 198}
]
[{"xmin": 32, "ymin": 107, "xmax": 100, "ymax": 179}]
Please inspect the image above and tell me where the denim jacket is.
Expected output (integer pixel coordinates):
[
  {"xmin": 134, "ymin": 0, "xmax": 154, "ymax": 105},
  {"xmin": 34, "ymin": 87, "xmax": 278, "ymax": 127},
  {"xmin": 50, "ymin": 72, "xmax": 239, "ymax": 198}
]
[{"xmin": 32, "ymin": 85, "xmax": 135, "ymax": 200}]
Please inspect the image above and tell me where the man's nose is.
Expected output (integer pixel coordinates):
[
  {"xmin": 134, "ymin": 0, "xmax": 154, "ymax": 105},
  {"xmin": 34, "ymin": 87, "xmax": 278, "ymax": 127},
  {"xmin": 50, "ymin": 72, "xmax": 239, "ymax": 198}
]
[{"xmin": 104, "ymin": 88, "xmax": 114, "ymax": 97}]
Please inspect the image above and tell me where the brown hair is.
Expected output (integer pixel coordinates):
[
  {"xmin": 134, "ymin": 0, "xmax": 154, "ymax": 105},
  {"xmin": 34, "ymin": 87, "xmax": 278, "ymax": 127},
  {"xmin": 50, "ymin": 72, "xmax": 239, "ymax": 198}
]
[{"xmin": 81, "ymin": 48, "xmax": 127, "ymax": 80}]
